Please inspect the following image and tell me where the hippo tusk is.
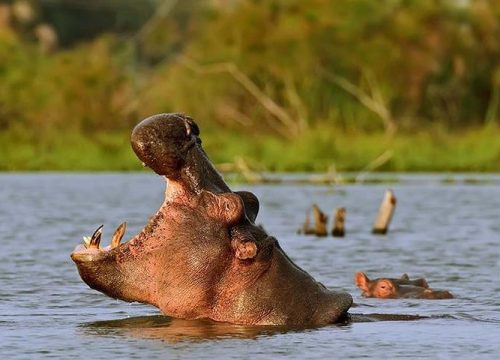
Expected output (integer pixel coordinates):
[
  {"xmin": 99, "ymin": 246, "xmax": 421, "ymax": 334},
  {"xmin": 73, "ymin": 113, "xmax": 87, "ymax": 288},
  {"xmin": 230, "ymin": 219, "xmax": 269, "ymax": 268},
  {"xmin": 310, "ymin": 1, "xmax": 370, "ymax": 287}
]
[
  {"xmin": 88, "ymin": 225, "xmax": 103, "ymax": 249},
  {"xmin": 82, "ymin": 236, "xmax": 91, "ymax": 247},
  {"xmin": 111, "ymin": 222, "xmax": 127, "ymax": 249}
]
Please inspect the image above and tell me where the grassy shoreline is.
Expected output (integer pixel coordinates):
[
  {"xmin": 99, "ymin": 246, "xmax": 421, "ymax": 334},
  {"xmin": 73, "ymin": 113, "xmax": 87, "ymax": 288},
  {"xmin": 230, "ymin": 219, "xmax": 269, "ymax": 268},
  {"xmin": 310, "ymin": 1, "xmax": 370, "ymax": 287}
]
[{"xmin": 1, "ymin": 126, "xmax": 500, "ymax": 172}]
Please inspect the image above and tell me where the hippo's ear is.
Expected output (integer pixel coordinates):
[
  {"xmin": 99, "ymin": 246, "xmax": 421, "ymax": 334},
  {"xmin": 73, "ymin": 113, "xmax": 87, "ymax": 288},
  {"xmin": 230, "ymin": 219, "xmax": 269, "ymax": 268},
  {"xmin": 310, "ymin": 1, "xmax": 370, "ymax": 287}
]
[
  {"xmin": 400, "ymin": 273, "xmax": 410, "ymax": 281},
  {"xmin": 231, "ymin": 230, "xmax": 258, "ymax": 260},
  {"xmin": 234, "ymin": 241, "xmax": 258, "ymax": 260},
  {"xmin": 415, "ymin": 278, "xmax": 429, "ymax": 288},
  {"xmin": 202, "ymin": 192, "xmax": 245, "ymax": 225},
  {"xmin": 354, "ymin": 272, "xmax": 370, "ymax": 292},
  {"xmin": 235, "ymin": 191, "xmax": 259, "ymax": 223},
  {"xmin": 231, "ymin": 230, "xmax": 275, "ymax": 262}
]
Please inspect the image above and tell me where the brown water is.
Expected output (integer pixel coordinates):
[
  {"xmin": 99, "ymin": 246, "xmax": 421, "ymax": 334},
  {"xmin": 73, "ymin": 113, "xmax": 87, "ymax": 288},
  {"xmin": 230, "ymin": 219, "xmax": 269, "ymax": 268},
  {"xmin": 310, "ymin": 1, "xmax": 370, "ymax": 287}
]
[{"xmin": 1, "ymin": 173, "xmax": 499, "ymax": 359}]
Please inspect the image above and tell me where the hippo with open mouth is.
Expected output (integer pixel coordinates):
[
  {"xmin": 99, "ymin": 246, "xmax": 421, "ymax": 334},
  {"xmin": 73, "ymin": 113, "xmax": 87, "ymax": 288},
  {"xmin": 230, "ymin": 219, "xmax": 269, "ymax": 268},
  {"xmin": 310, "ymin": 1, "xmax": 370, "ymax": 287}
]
[{"xmin": 71, "ymin": 113, "xmax": 352, "ymax": 326}]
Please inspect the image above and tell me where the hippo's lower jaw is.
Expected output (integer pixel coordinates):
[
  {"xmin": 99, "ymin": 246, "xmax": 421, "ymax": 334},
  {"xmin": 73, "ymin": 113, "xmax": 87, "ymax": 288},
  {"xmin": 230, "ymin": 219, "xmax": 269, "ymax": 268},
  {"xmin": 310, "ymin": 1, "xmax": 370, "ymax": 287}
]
[
  {"xmin": 70, "ymin": 186, "xmax": 170, "ymax": 306},
  {"xmin": 71, "ymin": 113, "xmax": 352, "ymax": 326}
]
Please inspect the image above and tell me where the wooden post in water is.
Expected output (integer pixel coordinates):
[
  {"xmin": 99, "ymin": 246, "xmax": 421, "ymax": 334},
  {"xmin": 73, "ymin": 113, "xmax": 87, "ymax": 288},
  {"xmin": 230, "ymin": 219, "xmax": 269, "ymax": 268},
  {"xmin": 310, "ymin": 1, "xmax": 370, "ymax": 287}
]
[
  {"xmin": 312, "ymin": 204, "xmax": 328, "ymax": 236},
  {"xmin": 372, "ymin": 190, "xmax": 396, "ymax": 235},
  {"xmin": 332, "ymin": 207, "xmax": 346, "ymax": 237},
  {"xmin": 300, "ymin": 210, "xmax": 315, "ymax": 235}
]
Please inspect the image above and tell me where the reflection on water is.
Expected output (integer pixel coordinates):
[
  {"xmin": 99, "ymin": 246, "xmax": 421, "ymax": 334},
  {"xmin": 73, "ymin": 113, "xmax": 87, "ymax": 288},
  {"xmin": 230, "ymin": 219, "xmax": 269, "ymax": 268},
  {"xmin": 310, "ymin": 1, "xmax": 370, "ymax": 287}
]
[
  {"xmin": 82, "ymin": 316, "xmax": 291, "ymax": 343},
  {"xmin": 81, "ymin": 313, "xmax": 431, "ymax": 344},
  {"xmin": 1, "ymin": 173, "xmax": 500, "ymax": 359}
]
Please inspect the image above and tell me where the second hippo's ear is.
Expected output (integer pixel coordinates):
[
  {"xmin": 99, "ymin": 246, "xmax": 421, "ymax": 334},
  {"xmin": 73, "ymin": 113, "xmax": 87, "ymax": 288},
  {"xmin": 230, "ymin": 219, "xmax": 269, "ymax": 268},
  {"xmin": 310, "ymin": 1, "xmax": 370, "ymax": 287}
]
[
  {"xmin": 355, "ymin": 272, "xmax": 370, "ymax": 292},
  {"xmin": 235, "ymin": 191, "xmax": 259, "ymax": 223},
  {"xmin": 415, "ymin": 277, "xmax": 429, "ymax": 288},
  {"xmin": 400, "ymin": 273, "xmax": 410, "ymax": 281},
  {"xmin": 202, "ymin": 192, "xmax": 245, "ymax": 225}
]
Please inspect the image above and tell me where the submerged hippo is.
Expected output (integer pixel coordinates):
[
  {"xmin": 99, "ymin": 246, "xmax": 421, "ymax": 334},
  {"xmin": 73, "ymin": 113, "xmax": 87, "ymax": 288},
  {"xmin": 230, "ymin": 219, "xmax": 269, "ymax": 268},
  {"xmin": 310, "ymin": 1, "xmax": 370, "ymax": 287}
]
[
  {"xmin": 71, "ymin": 113, "xmax": 352, "ymax": 326},
  {"xmin": 355, "ymin": 272, "xmax": 453, "ymax": 299}
]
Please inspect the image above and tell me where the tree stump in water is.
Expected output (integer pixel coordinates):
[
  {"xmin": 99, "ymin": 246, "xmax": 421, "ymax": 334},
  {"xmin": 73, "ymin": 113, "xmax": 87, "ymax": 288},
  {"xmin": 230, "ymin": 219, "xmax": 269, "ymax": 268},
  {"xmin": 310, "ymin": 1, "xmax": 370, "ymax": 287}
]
[
  {"xmin": 300, "ymin": 204, "xmax": 328, "ymax": 236},
  {"xmin": 372, "ymin": 189, "xmax": 396, "ymax": 235},
  {"xmin": 332, "ymin": 207, "xmax": 346, "ymax": 237},
  {"xmin": 312, "ymin": 204, "xmax": 328, "ymax": 236},
  {"xmin": 300, "ymin": 210, "xmax": 315, "ymax": 235}
]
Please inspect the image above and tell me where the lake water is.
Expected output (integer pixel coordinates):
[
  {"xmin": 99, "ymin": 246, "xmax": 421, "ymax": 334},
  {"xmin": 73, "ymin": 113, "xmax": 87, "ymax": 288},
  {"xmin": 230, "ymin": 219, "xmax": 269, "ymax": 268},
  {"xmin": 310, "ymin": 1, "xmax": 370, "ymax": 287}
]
[{"xmin": 1, "ymin": 173, "xmax": 499, "ymax": 359}]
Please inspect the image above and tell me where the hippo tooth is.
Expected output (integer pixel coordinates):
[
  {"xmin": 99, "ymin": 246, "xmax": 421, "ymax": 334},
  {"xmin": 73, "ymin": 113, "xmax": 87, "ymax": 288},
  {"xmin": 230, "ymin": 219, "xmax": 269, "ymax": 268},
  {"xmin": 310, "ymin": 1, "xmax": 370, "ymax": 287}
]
[
  {"xmin": 82, "ymin": 236, "xmax": 91, "ymax": 247},
  {"xmin": 89, "ymin": 225, "xmax": 103, "ymax": 249},
  {"xmin": 111, "ymin": 222, "xmax": 127, "ymax": 249}
]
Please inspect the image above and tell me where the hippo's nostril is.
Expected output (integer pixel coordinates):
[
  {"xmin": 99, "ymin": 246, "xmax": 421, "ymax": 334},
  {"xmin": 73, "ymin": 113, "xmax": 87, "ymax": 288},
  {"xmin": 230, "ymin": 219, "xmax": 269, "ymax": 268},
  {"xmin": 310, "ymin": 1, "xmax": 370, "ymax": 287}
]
[
  {"xmin": 184, "ymin": 120, "xmax": 192, "ymax": 137},
  {"xmin": 183, "ymin": 116, "xmax": 199, "ymax": 137}
]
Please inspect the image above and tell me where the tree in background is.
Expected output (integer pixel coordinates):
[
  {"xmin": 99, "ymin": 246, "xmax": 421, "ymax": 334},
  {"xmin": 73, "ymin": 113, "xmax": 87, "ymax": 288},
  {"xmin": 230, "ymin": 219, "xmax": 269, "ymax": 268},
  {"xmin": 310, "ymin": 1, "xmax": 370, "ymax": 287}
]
[{"xmin": 0, "ymin": 0, "xmax": 499, "ymax": 170}]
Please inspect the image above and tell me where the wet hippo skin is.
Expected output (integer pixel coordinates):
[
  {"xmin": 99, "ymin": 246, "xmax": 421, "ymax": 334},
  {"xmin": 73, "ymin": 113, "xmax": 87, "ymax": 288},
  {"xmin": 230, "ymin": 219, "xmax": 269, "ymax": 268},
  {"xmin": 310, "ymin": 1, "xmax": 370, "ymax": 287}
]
[
  {"xmin": 71, "ymin": 113, "xmax": 352, "ymax": 326},
  {"xmin": 355, "ymin": 272, "xmax": 453, "ymax": 299}
]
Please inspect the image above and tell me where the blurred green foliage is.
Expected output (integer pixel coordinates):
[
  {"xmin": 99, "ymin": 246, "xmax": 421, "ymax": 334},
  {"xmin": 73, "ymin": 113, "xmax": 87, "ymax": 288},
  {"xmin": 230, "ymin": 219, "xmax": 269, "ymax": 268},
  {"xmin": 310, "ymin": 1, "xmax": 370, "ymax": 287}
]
[{"xmin": 0, "ymin": 0, "xmax": 500, "ymax": 171}]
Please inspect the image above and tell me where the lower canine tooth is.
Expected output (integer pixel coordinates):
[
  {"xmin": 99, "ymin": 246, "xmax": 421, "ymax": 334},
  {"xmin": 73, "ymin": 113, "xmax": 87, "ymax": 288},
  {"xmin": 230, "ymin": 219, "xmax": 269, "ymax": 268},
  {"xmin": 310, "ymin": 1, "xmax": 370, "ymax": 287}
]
[
  {"xmin": 83, "ymin": 236, "xmax": 91, "ymax": 246},
  {"xmin": 111, "ymin": 222, "xmax": 127, "ymax": 249},
  {"xmin": 89, "ymin": 225, "xmax": 103, "ymax": 249}
]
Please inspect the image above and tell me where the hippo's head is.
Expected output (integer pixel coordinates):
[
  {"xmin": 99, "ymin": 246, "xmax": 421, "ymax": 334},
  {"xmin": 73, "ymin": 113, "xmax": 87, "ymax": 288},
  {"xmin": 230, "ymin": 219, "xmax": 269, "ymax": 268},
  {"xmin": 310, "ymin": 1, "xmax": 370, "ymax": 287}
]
[
  {"xmin": 71, "ymin": 113, "xmax": 352, "ymax": 326},
  {"xmin": 355, "ymin": 272, "xmax": 452, "ymax": 299}
]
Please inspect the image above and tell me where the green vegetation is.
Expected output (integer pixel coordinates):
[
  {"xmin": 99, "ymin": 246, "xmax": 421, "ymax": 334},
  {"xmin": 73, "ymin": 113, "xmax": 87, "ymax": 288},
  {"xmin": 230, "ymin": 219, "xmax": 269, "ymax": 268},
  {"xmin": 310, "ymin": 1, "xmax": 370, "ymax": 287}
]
[
  {"xmin": 1, "ymin": 0, "xmax": 500, "ymax": 172},
  {"xmin": 2, "ymin": 124, "xmax": 500, "ymax": 172}
]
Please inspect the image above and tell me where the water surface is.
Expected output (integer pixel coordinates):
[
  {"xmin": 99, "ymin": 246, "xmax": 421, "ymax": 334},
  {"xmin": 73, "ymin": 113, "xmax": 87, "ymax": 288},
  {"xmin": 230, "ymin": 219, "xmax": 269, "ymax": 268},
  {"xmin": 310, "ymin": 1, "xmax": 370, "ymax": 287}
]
[{"xmin": 1, "ymin": 173, "xmax": 499, "ymax": 359}]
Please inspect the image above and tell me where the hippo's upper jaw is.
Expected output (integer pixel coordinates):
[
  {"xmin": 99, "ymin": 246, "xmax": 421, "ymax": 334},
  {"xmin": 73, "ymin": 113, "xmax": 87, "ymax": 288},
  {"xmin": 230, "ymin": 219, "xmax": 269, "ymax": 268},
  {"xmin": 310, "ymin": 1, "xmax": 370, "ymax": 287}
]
[
  {"xmin": 71, "ymin": 113, "xmax": 352, "ymax": 326},
  {"xmin": 130, "ymin": 113, "xmax": 231, "ymax": 195}
]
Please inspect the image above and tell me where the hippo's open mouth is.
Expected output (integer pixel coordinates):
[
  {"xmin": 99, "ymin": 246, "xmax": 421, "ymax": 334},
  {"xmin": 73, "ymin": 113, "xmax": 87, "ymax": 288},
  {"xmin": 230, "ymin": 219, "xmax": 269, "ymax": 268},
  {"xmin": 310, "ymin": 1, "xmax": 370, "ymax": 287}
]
[
  {"xmin": 71, "ymin": 113, "xmax": 231, "ymax": 253},
  {"xmin": 71, "ymin": 113, "xmax": 352, "ymax": 326}
]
